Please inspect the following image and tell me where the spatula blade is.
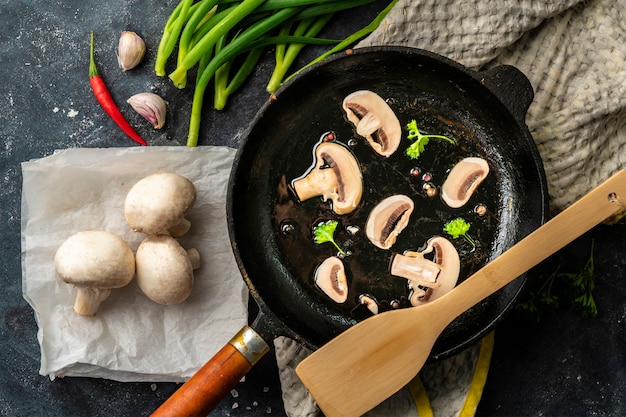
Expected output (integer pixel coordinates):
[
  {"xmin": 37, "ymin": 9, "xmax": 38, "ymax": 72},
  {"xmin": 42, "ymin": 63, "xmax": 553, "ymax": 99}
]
[{"xmin": 296, "ymin": 307, "xmax": 439, "ymax": 417}]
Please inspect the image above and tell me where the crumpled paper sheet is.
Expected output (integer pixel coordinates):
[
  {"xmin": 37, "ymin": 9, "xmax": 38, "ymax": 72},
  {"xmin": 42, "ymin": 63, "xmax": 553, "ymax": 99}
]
[{"xmin": 21, "ymin": 146, "xmax": 248, "ymax": 382}]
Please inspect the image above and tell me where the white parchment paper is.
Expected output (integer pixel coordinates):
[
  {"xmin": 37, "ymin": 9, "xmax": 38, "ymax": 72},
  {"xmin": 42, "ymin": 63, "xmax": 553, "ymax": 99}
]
[{"xmin": 20, "ymin": 146, "xmax": 248, "ymax": 382}]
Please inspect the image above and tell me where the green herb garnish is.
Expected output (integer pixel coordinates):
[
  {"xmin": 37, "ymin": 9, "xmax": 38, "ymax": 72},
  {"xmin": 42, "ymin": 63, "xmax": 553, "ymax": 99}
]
[
  {"xmin": 405, "ymin": 119, "xmax": 455, "ymax": 159},
  {"xmin": 515, "ymin": 266, "xmax": 561, "ymax": 321},
  {"xmin": 313, "ymin": 220, "xmax": 345, "ymax": 255},
  {"xmin": 516, "ymin": 240, "xmax": 598, "ymax": 320},
  {"xmin": 443, "ymin": 218, "xmax": 476, "ymax": 249},
  {"xmin": 561, "ymin": 240, "xmax": 598, "ymax": 317}
]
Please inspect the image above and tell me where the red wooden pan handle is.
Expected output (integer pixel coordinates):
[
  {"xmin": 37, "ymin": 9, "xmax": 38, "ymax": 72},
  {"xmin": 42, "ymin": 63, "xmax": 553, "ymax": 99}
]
[{"xmin": 151, "ymin": 326, "xmax": 270, "ymax": 417}]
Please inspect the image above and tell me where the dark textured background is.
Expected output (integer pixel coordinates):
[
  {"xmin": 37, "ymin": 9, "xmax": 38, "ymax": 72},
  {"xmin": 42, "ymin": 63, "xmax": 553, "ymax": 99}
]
[{"xmin": 1, "ymin": 1, "xmax": 624, "ymax": 416}]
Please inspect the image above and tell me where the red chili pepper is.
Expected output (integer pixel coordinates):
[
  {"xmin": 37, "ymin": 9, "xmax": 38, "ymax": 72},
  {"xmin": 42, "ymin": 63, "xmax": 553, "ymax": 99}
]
[{"xmin": 89, "ymin": 32, "xmax": 147, "ymax": 146}]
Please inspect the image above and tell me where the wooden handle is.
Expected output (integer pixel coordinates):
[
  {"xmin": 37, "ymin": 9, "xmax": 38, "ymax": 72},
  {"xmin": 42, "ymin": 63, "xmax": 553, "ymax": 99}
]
[{"xmin": 151, "ymin": 326, "xmax": 270, "ymax": 417}]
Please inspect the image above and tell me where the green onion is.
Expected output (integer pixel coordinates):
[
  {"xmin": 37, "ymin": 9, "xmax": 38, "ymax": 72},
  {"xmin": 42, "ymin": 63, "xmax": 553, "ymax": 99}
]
[
  {"xmin": 214, "ymin": 46, "xmax": 265, "ymax": 110},
  {"xmin": 266, "ymin": 13, "xmax": 333, "ymax": 93},
  {"xmin": 154, "ymin": 0, "xmax": 397, "ymax": 146},
  {"xmin": 187, "ymin": 6, "xmax": 301, "ymax": 146},
  {"xmin": 170, "ymin": 0, "xmax": 268, "ymax": 88},
  {"xmin": 155, "ymin": 0, "xmax": 194, "ymax": 76},
  {"xmin": 293, "ymin": 0, "xmax": 399, "ymax": 75}
]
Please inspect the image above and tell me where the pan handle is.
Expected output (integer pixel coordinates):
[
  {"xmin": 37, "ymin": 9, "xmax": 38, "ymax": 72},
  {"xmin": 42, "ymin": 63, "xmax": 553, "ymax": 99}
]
[
  {"xmin": 151, "ymin": 326, "xmax": 270, "ymax": 417},
  {"xmin": 478, "ymin": 65, "xmax": 534, "ymax": 123}
]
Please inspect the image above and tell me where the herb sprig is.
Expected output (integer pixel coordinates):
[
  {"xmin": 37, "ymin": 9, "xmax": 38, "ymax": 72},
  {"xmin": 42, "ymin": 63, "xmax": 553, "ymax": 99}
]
[
  {"xmin": 443, "ymin": 218, "xmax": 476, "ymax": 249},
  {"xmin": 313, "ymin": 220, "xmax": 345, "ymax": 255},
  {"xmin": 405, "ymin": 119, "xmax": 456, "ymax": 159},
  {"xmin": 516, "ymin": 240, "xmax": 598, "ymax": 320}
]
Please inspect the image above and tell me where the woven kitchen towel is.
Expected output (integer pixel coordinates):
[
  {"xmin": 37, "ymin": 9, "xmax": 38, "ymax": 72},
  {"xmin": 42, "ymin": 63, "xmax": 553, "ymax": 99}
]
[
  {"xmin": 276, "ymin": 1, "xmax": 626, "ymax": 415},
  {"xmin": 357, "ymin": 0, "xmax": 626, "ymax": 213},
  {"xmin": 275, "ymin": 332, "xmax": 495, "ymax": 417}
]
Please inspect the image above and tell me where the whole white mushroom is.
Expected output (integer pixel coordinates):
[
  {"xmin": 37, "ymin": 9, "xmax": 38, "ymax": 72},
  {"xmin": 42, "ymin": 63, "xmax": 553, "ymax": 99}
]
[
  {"xmin": 124, "ymin": 172, "xmax": 197, "ymax": 237},
  {"xmin": 135, "ymin": 234, "xmax": 200, "ymax": 305},
  {"xmin": 54, "ymin": 230, "xmax": 136, "ymax": 316}
]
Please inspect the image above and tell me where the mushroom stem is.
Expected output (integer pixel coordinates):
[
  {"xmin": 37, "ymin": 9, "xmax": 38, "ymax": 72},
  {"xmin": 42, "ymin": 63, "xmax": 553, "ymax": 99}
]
[
  {"xmin": 187, "ymin": 248, "xmax": 201, "ymax": 270},
  {"xmin": 390, "ymin": 253, "xmax": 441, "ymax": 286},
  {"xmin": 168, "ymin": 218, "xmax": 192, "ymax": 238},
  {"xmin": 73, "ymin": 287, "xmax": 112, "ymax": 316},
  {"xmin": 292, "ymin": 175, "xmax": 323, "ymax": 202}
]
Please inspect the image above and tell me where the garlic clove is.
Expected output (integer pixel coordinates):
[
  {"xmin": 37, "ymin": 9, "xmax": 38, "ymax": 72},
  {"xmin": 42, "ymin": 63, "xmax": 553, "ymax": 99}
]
[
  {"xmin": 127, "ymin": 92, "xmax": 167, "ymax": 129},
  {"xmin": 117, "ymin": 31, "xmax": 146, "ymax": 71}
]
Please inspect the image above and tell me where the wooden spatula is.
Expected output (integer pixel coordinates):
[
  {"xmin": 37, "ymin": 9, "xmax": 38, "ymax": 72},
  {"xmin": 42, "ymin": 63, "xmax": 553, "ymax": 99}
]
[{"xmin": 296, "ymin": 170, "xmax": 626, "ymax": 417}]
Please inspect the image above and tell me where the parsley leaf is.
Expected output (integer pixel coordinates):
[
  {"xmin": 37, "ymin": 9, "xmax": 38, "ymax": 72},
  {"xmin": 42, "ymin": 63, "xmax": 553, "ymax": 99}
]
[
  {"xmin": 443, "ymin": 218, "xmax": 476, "ymax": 249},
  {"xmin": 313, "ymin": 220, "xmax": 345, "ymax": 255},
  {"xmin": 405, "ymin": 119, "xmax": 455, "ymax": 159}
]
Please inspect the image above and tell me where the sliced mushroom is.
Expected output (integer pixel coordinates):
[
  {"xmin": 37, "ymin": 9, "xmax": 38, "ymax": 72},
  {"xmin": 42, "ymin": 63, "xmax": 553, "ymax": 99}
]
[
  {"xmin": 358, "ymin": 294, "xmax": 379, "ymax": 315},
  {"xmin": 390, "ymin": 236, "xmax": 460, "ymax": 306},
  {"xmin": 342, "ymin": 90, "xmax": 401, "ymax": 157},
  {"xmin": 365, "ymin": 194, "xmax": 414, "ymax": 249},
  {"xmin": 441, "ymin": 157, "xmax": 490, "ymax": 208},
  {"xmin": 314, "ymin": 256, "xmax": 348, "ymax": 303},
  {"xmin": 291, "ymin": 142, "xmax": 363, "ymax": 215},
  {"xmin": 390, "ymin": 251, "xmax": 441, "ymax": 287}
]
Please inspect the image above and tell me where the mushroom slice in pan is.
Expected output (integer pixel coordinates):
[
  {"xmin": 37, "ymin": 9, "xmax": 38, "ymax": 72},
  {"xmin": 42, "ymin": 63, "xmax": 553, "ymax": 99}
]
[
  {"xmin": 315, "ymin": 256, "xmax": 348, "ymax": 303},
  {"xmin": 441, "ymin": 157, "xmax": 490, "ymax": 208},
  {"xmin": 342, "ymin": 90, "xmax": 401, "ymax": 157},
  {"xmin": 358, "ymin": 294, "xmax": 379, "ymax": 315},
  {"xmin": 291, "ymin": 142, "xmax": 363, "ymax": 215},
  {"xmin": 365, "ymin": 194, "xmax": 414, "ymax": 250},
  {"xmin": 390, "ymin": 236, "xmax": 460, "ymax": 306}
]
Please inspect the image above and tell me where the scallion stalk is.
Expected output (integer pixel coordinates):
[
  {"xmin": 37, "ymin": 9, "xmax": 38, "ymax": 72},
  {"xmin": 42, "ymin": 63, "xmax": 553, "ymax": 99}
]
[
  {"xmin": 266, "ymin": 13, "xmax": 333, "ymax": 93},
  {"xmin": 177, "ymin": 0, "xmax": 220, "ymax": 67},
  {"xmin": 155, "ymin": 0, "xmax": 398, "ymax": 147},
  {"xmin": 214, "ymin": 46, "xmax": 265, "ymax": 110},
  {"xmin": 155, "ymin": 0, "xmax": 194, "ymax": 76},
  {"xmin": 187, "ymin": 7, "xmax": 301, "ymax": 146},
  {"xmin": 293, "ymin": 0, "xmax": 399, "ymax": 75},
  {"xmin": 169, "ymin": 0, "xmax": 268, "ymax": 88}
]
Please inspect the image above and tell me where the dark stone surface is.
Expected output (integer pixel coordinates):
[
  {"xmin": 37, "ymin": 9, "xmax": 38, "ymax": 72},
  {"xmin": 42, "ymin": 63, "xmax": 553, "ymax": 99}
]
[
  {"xmin": 476, "ymin": 225, "xmax": 626, "ymax": 417},
  {"xmin": 1, "ymin": 1, "xmax": 624, "ymax": 416}
]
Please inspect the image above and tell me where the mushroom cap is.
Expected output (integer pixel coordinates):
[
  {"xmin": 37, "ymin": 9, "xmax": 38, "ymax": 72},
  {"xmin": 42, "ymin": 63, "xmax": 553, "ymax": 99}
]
[
  {"xmin": 54, "ymin": 230, "xmax": 136, "ymax": 289},
  {"xmin": 124, "ymin": 172, "xmax": 197, "ymax": 235},
  {"xmin": 314, "ymin": 256, "xmax": 348, "ymax": 303},
  {"xmin": 135, "ymin": 235, "xmax": 196, "ymax": 305},
  {"xmin": 365, "ymin": 194, "xmax": 414, "ymax": 249},
  {"xmin": 441, "ymin": 157, "xmax": 489, "ymax": 208},
  {"xmin": 342, "ymin": 90, "xmax": 402, "ymax": 157}
]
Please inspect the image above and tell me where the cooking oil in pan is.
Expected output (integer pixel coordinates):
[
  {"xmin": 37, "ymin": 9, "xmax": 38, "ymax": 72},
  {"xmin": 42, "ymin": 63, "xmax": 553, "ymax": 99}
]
[{"xmin": 273, "ymin": 90, "xmax": 501, "ymax": 321}]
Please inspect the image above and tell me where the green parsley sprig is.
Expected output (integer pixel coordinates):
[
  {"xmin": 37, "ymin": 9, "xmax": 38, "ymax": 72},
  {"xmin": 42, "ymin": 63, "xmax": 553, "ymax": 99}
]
[
  {"xmin": 516, "ymin": 240, "xmax": 598, "ymax": 320},
  {"xmin": 443, "ymin": 218, "xmax": 476, "ymax": 249},
  {"xmin": 313, "ymin": 220, "xmax": 345, "ymax": 255},
  {"xmin": 405, "ymin": 119, "xmax": 456, "ymax": 159}
]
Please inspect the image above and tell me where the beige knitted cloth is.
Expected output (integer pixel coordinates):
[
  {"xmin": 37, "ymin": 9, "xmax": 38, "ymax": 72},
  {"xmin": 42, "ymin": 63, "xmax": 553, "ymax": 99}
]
[
  {"xmin": 276, "ymin": 1, "xmax": 626, "ymax": 416},
  {"xmin": 358, "ymin": 0, "xmax": 626, "ymax": 213}
]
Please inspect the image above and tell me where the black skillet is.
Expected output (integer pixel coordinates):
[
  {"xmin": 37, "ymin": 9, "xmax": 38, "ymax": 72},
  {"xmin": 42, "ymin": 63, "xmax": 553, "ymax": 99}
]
[{"xmin": 151, "ymin": 46, "xmax": 548, "ymax": 417}]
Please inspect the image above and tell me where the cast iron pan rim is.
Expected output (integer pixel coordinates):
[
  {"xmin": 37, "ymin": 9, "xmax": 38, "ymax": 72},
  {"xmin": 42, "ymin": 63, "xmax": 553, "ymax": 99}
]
[{"xmin": 227, "ymin": 45, "xmax": 549, "ymax": 358}]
